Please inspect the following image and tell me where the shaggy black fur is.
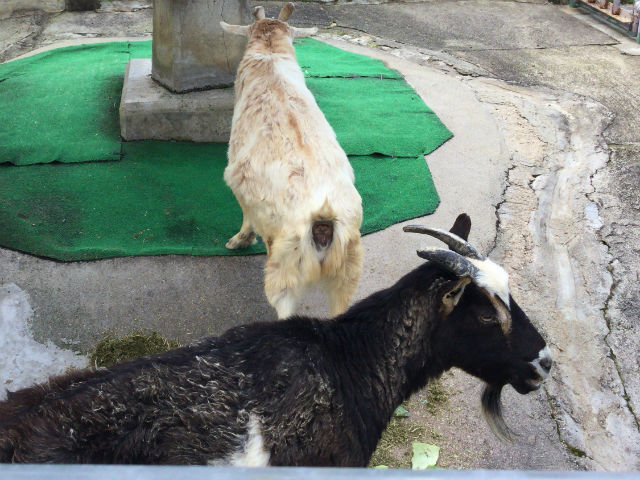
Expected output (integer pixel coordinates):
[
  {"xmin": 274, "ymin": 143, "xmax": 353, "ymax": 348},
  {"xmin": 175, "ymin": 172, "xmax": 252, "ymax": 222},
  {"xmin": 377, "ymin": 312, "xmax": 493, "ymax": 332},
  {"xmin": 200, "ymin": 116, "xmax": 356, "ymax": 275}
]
[{"xmin": 0, "ymin": 217, "xmax": 548, "ymax": 466}]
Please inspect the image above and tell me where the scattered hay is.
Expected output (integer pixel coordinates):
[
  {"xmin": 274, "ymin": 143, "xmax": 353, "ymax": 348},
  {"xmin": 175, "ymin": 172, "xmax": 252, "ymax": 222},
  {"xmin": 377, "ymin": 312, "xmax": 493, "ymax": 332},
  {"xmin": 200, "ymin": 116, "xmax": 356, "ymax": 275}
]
[
  {"xmin": 423, "ymin": 379, "xmax": 449, "ymax": 415},
  {"xmin": 370, "ymin": 381, "xmax": 451, "ymax": 469},
  {"xmin": 369, "ymin": 416, "xmax": 423, "ymax": 468},
  {"xmin": 89, "ymin": 330, "xmax": 180, "ymax": 367},
  {"xmin": 368, "ymin": 401, "xmax": 441, "ymax": 470}
]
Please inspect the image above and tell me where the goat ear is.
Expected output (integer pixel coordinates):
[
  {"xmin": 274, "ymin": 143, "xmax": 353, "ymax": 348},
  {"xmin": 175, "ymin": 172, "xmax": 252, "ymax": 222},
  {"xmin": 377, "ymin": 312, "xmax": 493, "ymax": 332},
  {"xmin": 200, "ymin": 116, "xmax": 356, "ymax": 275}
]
[
  {"xmin": 449, "ymin": 213, "xmax": 471, "ymax": 241},
  {"xmin": 279, "ymin": 2, "xmax": 295, "ymax": 22},
  {"xmin": 220, "ymin": 21, "xmax": 250, "ymax": 37},
  {"xmin": 440, "ymin": 277, "xmax": 471, "ymax": 316},
  {"xmin": 292, "ymin": 27, "xmax": 318, "ymax": 38}
]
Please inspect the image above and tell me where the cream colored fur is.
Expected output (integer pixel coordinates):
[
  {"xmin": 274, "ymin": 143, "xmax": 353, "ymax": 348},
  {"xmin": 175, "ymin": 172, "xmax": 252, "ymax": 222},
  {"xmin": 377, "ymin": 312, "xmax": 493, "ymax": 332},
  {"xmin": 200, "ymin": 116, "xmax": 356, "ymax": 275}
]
[{"xmin": 221, "ymin": 10, "xmax": 363, "ymax": 319}]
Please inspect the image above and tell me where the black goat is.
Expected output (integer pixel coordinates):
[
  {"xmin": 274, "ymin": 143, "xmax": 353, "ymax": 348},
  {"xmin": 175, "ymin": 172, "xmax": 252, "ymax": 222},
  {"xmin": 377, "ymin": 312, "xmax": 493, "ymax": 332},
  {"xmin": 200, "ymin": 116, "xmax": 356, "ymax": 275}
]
[{"xmin": 0, "ymin": 214, "xmax": 552, "ymax": 466}]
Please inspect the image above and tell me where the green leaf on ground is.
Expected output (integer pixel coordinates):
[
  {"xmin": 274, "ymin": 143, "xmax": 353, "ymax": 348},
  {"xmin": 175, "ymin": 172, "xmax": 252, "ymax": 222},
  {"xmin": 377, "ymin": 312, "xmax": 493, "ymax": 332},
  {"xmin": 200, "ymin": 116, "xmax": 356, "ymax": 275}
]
[
  {"xmin": 411, "ymin": 442, "xmax": 439, "ymax": 470},
  {"xmin": 393, "ymin": 405, "xmax": 410, "ymax": 417},
  {"xmin": 373, "ymin": 465, "xmax": 389, "ymax": 469}
]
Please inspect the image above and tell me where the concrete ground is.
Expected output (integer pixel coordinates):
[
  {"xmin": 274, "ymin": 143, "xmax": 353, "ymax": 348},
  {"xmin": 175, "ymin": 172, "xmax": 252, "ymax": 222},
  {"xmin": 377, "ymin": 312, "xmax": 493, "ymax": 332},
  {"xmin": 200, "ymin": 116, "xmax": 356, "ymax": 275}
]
[{"xmin": 1, "ymin": 0, "xmax": 639, "ymax": 472}]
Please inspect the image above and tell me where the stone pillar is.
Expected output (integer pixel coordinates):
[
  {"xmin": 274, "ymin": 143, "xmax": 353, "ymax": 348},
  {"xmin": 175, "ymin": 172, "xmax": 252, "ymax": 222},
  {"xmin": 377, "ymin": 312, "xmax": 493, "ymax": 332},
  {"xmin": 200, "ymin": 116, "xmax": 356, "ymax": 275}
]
[
  {"xmin": 120, "ymin": 0, "xmax": 251, "ymax": 141},
  {"xmin": 151, "ymin": 0, "xmax": 252, "ymax": 93}
]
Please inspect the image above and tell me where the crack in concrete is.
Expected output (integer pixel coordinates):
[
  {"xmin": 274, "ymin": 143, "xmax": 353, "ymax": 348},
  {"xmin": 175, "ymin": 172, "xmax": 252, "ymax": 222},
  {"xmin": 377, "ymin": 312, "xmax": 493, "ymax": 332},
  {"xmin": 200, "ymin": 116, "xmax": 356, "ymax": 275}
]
[
  {"xmin": 588, "ymin": 151, "xmax": 640, "ymax": 435},
  {"xmin": 528, "ymin": 101, "xmax": 640, "ymax": 468},
  {"xmin": 442, "ymin": 41, "xmax": 620, "ymax": 54},
  {"xmin": 489, "ymin": 161, "xmax": 517, "ymax": 256},
  {"xmin": 544, "ymin": 389, "xmax": 589, "ymax": 460},
  {"xmin": 602, "ymin": 278, "xmax": 640, "ymax": 433},
  {"xmin": 582, "ymin": 145, "xmax": 640, "ymax": 441},
  {"xmin": 220, "ymin": 0, "xmax": 232, "ymax": 74},
  {"xmin": 332, "ymin": 23, "xmax": 372, "ymax": 36},
  {"xmin": 607, "ymin": 141, "xmax": 640, "ymax": 147}
]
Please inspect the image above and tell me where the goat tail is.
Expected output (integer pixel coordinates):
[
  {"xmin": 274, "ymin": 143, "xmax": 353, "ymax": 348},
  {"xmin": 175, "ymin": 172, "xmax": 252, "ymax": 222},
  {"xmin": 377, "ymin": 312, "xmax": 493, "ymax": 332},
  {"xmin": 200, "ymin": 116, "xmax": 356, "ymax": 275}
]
[{"xmin": 310, "ymin": 198, "xmax": 337, "ymax": 255}]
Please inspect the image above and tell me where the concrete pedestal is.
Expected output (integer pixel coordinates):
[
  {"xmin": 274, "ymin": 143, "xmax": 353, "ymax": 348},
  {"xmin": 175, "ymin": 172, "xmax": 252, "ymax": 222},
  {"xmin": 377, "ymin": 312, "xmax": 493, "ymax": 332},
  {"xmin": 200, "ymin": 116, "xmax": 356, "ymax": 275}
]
[
  {"xmin": 119, "ymin": 58, "xmax": 234, "ymax": 142},
  {"xmin": 152, "ymin": 0, "xmax": 251, "ymax": 93}
]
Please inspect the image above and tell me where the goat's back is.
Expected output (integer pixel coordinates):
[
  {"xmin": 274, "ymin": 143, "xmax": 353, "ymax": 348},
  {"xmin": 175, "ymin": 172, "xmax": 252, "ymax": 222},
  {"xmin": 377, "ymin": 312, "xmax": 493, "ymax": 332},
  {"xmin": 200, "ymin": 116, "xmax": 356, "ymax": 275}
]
[
  {"xmin": 0, "ymin": 340, "xmax": 255, "ymax": 463},
  {"xmin": 0, "ymin": 321, "xmax": 363, "ymax": 465},
  {"xmin": 224, "ymin": 50, "xmax": 361, "ymax": 240}
]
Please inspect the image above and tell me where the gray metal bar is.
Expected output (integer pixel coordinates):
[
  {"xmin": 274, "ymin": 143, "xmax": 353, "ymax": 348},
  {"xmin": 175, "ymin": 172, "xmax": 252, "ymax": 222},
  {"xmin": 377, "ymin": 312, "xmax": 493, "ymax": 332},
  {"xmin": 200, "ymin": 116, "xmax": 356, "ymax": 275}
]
[
  {"xmin": 0, "ymin": 465, "xmax": 638, "ymax": 480},
  {"xmin": 571, "ymin": 0, "xmax": 637, "ymax": 39}
]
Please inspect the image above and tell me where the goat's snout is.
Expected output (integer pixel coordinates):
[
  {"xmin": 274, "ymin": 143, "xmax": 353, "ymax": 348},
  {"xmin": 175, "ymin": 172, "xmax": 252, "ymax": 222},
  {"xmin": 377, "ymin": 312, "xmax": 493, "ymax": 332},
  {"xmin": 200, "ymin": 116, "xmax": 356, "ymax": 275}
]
[
  {"xmin": 528, "ymin": 346, "xmax": 553, "ymax": 388},
  {"xmin": 538, "ymin": 349, "xmax": 553, "ymax": 374}
]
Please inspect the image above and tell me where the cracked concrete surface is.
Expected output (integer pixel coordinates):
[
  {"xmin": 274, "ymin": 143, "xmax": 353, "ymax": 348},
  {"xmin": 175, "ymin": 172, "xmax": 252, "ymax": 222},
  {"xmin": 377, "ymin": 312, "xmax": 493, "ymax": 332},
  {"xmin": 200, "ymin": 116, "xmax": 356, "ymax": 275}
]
[
  {"xmin": 0, "ymin": 8, "xmax": 152, "ymax": 62},
  {"xmin": 0, "ymin": 10, "xmax": 49, "ymax": 63},
  {"xmin": 470, "ymin": 79, "xmax": 640, "ymax": 468},
  {"xmin": 593, "ymin": 145, "xmax": 640, "ymax": 427},
  {"xmin": 1, "ymin": 0, "xmax": 639, "ymax": 471}
]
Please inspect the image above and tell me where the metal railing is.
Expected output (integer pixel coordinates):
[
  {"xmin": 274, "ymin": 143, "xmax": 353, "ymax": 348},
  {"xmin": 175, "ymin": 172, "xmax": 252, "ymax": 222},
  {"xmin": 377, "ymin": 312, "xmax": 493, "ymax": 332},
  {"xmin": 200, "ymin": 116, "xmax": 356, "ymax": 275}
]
[
  {"xmin": 0, "ymin": 465, "xmax": 639, "ymax": 480},
  {"xmin": 570, "ymin": 0, "xmax": 640, "ymax": 42}
]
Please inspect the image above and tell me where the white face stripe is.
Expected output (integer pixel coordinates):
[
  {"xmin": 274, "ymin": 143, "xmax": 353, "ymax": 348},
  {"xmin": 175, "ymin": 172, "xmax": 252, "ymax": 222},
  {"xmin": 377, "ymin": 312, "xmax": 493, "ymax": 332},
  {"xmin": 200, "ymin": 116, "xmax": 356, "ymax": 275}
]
[{"xmin": 468, "ymin": 257, "xmax": 510, "ymax": 308}]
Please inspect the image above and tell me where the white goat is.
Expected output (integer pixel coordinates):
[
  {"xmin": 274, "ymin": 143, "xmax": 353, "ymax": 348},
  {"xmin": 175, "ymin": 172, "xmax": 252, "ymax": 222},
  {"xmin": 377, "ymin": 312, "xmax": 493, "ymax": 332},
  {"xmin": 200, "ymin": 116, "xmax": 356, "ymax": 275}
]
[{"xmin": 221, "ymin": 4, "xmax": 363, "ymax": 319}]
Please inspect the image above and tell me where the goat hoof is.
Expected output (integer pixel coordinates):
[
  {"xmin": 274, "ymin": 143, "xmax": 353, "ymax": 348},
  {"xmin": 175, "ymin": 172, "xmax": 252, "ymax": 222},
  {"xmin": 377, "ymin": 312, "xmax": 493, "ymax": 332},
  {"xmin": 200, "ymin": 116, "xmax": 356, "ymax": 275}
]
[{"xmin": 225, "ymin": 233, "xmax": 257, "ymax": 249}]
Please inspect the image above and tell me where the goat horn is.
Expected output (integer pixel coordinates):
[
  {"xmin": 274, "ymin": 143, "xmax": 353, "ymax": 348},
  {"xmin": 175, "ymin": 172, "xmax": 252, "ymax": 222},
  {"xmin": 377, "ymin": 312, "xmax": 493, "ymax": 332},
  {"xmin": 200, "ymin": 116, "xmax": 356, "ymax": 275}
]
[
  {"xmin": 253, "ymin": 6, "xmax": 265, "ymax": 20},
  {"xmin": 416, "ymin": 248, "xmax": 479, "ymax": 278},
  {"xmin": 278, "ymin": 2, "xmax": 294, "ymax": 22},
  {"xmin": 404, "ymin": 225, "xmax": 484, "ymax": 260}
]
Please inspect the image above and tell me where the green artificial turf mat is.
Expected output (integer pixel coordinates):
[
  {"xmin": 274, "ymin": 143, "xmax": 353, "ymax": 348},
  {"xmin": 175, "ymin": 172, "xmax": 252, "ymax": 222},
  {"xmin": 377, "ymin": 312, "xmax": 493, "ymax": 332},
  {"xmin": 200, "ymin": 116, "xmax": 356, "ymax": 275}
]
[
  {"xmin": 0, "ymin": 145, "xmax": 438, "ymax": 260},
  {"xmin": 294, "ymin": 38, "xmax": 402, "ymax": 79},
  {"xmin": 128, "ymin": 39, "xmax": 153, "ymax": 60},
  {"xmin": 0, "ymin": 39, "xmax": 451, "ymax": 260},
  {"xmin": 0, "ymin": 40, "xmax": 450, "ymax": 166},
  {"xmin": 0, "ymin": 42, "xmax": 132, "ymax": 166},
  {"xmin": 309, "ymin": 77, "xmax": 452, "ymax": 157},
  {"xmin": 353, "ymin": 155, "xmax": 439, "ymax": 235}
]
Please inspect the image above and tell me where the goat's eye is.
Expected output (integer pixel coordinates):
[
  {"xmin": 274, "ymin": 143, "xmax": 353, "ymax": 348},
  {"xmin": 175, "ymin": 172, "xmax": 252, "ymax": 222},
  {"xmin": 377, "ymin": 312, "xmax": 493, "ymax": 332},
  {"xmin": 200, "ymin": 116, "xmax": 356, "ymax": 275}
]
[{"xmin": 479, "ymin": 314, "xmax": 494, "ymax": 324}]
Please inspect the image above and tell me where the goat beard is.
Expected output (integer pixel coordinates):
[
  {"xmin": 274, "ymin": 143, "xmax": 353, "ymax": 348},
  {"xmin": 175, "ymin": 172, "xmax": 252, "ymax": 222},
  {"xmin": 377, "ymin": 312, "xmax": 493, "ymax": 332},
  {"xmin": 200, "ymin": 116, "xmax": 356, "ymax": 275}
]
[{"xmin": 481, "ymin": 384, "xmax": 516, "ymax": 442}]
